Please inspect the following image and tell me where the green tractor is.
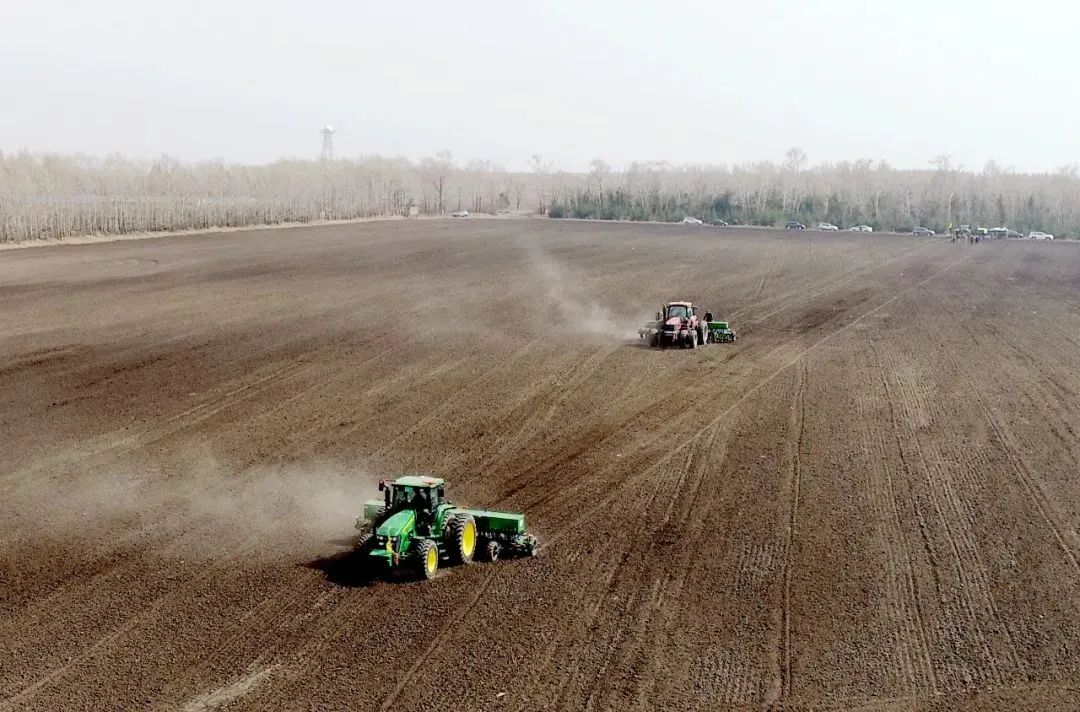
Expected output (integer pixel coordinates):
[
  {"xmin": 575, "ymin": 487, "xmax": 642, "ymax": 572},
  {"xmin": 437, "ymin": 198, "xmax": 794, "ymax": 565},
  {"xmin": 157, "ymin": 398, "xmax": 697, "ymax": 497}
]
[
  {"xmin": 354, "ymin": 475, "xmax": 538, "ymax": 580},
  {"xmin": 706, "ymin": 320, "xmax": 737, "ymax": 343}
]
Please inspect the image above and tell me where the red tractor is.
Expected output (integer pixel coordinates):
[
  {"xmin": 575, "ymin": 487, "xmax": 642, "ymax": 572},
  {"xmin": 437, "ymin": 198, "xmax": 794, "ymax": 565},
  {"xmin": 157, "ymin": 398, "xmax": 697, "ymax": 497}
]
[{"xmin": 639, "ymin": 301, "xmax": 707, "ymax": 349}]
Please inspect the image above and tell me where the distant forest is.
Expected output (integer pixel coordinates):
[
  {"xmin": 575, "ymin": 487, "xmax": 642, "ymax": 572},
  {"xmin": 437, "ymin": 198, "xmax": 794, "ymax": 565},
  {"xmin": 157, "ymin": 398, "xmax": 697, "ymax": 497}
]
[{"xmin": 1, "ymin": 149, "xmax": 1076, "ymax": 242}]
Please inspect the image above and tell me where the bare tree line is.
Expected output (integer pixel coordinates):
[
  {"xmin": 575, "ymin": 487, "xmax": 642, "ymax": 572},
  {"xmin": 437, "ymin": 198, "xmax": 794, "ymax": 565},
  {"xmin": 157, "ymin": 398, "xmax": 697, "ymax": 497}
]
[{"xmin": 1, "ymin": 149, "xmax": 1077, "ymax": 243}]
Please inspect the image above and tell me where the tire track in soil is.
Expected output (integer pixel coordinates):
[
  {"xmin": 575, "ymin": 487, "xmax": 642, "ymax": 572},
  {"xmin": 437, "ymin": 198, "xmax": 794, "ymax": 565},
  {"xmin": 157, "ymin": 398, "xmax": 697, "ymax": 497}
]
[
  {"xmin": 871, "ymin": 324, "xmax": 1034, "ymax": 690},
  {"xmin": 619, "ymin": 424, "xmax": 736, "ymax": 707},
  {"xmin": 5, "ymin": 227, "xmax": 1005, "ymax": 712},
  {"xmin": 374, "ymin": 572, "xmax": 503, "ymax": 712},
  {"xmin": 552, "ymin": 428, "xmax": 716, "ymax": 712},
  {"xmin": 368, "ymin": 339, "xmax": 551, "ymax": 461},
  {"xmin": 941, "ymin": 342, "xmax": 1080, "ymax": 573},
  {"xmin": 0, "ymin": 542, "xmax": 262, "ymax": 711},
  {"xmin": 889, "ymin": 336, "xmax": 1029, "ymax": 681},
  {"xmin": 149, "ymin": 577, "xmax": 329, "ymax": 710},
  {"xmin": 375, "ymin": 412, "xmax": 721, "ymax": 712},
  {"xmin": 2, "ymin": 359, "xmax": 307, "ymax": 494},
  {"xmin": 542, "ymin": 253, "xmax": 970, "ymax": 554},
  {"xmin": 731, "ymin": 241, "xmax": 931, "ymax": 327},
  {"xmin": 969, "ymin": 320, "xmax": 1080, "ymax": 507},
  {"xmin": 728, "ymin": 240, "xmax": 883, "ymax": 321},
  {"xmin": 768, "ymin": 360, "xmax": 807, "ymax": 704},
  {"xmin": 852, "ymin": 379, "xmax": 936, "ymax": 695},
  {"xmin": 746, "ymin": 244, "xmax": 781, "ymax": 306},
  {"xmin": 508, "ymin": 251, "xmax": 965, "ymax": 710},
  {"xmin": 489, "ymin": 251, "xmax": 965, "ymax": 709},
  {"xmin": 439, "ymin": 342, "xmax": 624, "ymax": 481},
  {"xmin": 370, "ymin": 437, "xmax": 694, "ymax": 712},
  {"xmin": 577, "ymin": 435, "xmax": 718, "ymax": 711},
  {"xmin": 815, "ymin": 681, "xmax": 1080, "ymax": 711},
  {"xmin": 869, "ymin": 336, "xmax": 970, "ymax": 691}
]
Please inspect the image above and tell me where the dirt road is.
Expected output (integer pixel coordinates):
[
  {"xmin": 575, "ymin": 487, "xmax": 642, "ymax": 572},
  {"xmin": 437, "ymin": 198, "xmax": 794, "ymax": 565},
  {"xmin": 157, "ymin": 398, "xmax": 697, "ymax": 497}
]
[{"xmin": 2, "ymin": 220, "xmax": 1078, "ymax": 710}]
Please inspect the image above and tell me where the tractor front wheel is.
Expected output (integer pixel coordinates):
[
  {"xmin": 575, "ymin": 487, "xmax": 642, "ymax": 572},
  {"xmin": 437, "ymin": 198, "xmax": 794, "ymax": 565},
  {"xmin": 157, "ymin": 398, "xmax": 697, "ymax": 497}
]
[
  {"xmin": 415, "ymin": 539, "xmax": 439, "ymax": 580},
  {"xmin": 444, "ymin": 513, "xmax": 477, "ymax": 565}
]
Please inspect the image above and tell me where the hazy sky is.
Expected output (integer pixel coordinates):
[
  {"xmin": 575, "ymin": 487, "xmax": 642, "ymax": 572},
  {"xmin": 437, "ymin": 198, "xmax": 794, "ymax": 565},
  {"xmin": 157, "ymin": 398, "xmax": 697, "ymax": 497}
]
[{"xmin": 3, "ymin": 0, "xmax": 1078, "ymax": 172}]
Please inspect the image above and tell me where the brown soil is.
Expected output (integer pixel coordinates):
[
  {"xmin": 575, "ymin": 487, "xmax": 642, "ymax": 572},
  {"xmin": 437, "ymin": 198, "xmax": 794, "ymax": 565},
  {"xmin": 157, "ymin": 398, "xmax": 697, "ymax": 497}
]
[{"xmin": 2, "ymin": 220, "xmax": 1078, "ymax": 711}]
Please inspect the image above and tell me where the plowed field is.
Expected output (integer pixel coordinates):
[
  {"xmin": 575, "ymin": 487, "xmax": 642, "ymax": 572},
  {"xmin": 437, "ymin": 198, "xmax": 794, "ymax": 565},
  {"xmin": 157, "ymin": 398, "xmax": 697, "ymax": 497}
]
[{"xmin": 2, "ymin": 220, "xmax": 1079, "ymax": 711}]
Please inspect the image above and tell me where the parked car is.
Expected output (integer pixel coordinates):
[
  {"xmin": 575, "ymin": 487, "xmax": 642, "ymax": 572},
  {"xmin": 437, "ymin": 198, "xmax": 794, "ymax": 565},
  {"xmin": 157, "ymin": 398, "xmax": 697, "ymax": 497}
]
[
  {"xmin": 1029, "ymin": 231, "xmax": 1055, "ymax": 240},
  {"xmin": 1005, "ymin": 229, "xmax": 1023, "ymax": 239},
  {"xmin": 682, "ymin": 216, "xmax": 703, "ymax": 225},
  {"xmin": 817, "ymin": 222, "xmax": 839, "ymax": 231},
  {"xmin": 452, "ymin": 210, "xmax": 470, "ymax": 218},
  {"xmin": 710, "ymin": 219, "xmax": 728, "ymax": 226},
  {"xmin": 785, "ymin": 221, "xmax": 806, "ymax": 230},
  {"xmin": 912, "ymin": 227, "xmax": 935, "ymax": 236},
  {"xmin": 855, "ymin": 225, "xmax": 873, "ymax": 232}
]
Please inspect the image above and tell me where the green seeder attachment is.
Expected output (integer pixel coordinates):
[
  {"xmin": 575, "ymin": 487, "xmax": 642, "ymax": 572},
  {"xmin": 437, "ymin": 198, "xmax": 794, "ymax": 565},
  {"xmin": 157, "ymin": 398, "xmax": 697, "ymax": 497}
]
[
  {"xmin": 354, "ymin": 475, "xmax": 538, "ymax": 580},
  {"xmin": 707, "ymin": 321, "xmax": 737, "ymax": 343}
]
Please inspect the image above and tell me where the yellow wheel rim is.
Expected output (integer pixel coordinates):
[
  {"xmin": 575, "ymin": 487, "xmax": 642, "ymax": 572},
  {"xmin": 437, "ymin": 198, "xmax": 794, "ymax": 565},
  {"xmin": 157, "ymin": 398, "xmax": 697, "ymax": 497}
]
[
  {"xmin": 425, "ymin": 546, "xmax": 438, "ymax": 574},
  {"xmin": 462, "ymin": 521, "xmax": 476, "ymax": 557}
]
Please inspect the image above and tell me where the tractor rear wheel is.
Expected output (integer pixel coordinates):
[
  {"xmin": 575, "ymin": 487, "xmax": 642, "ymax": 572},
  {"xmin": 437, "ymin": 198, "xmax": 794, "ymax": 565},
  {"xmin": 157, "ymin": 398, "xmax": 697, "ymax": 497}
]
[
  {"xmin": 415, "ymin": 539, "xmax": 439, "ymax": 580},
  {"xmin": 444, "ymin": 513, "xmax": 477, "ymax": 565}
]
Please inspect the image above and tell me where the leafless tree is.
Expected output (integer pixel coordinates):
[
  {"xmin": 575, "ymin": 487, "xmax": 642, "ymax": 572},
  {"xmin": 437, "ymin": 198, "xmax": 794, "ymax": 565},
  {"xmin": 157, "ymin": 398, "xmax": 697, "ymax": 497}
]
[
  {"xmin": 2, "ymin": 150, "xmax": 1078, "ymax": 243},
  {"xmin": 529, "ymin": 154, "xmax": 554, "ymax": 215}
]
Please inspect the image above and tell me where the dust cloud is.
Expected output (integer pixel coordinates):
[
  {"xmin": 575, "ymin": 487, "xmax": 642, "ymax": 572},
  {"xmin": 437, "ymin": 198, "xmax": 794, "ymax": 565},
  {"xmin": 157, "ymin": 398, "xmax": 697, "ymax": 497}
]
[
  {"xmin": 519, "ymin": 240, "xmax": 637, "ymax": 341},
  {"xmin": 8, "ymin": 447, "xmax": 376, "ymax": 558}
]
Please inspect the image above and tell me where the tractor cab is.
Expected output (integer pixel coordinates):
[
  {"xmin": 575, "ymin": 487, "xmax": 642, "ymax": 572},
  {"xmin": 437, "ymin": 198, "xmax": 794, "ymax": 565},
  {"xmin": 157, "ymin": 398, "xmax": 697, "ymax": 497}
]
[
  {"xmin": 377, "ymin": 475, "xmax": 446, "ymax": 531},
  {"xmin": 383, "ymin": 476, "xmax": 444, "ymax": 508}
]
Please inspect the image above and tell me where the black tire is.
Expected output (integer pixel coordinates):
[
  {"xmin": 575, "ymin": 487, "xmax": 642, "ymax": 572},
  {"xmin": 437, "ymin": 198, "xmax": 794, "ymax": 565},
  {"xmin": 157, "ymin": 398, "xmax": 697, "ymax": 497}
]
[
  {"xmin": 356, "ymin": 533, "xmax": 374, "ymax": 552},
  {"xmin": 486, "ymin": 540, "xmax": 501, "ymax": 562},
  {"xmin": 650, "ymin": 333, "xmax": 659, "ymax": 348},
  {"xmin": 443, "ymin": 513, "xmax": 477, "ymax": 565},
  {"xmin": 415, "ymin": 539, "xmax": 439, "ymax": 580},
  {"xmin": 367, "ymin": 506, "xmax": 389, "ymax": 530}
]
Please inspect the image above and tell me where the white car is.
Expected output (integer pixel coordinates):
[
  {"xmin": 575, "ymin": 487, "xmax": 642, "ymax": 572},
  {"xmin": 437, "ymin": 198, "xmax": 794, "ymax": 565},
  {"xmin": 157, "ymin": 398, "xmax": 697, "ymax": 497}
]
[
  {"xmin": 682, "ymin": 217, "xmax": 703, "ymax": 225},
  {"xmin": 452, "ymin": 210, "xmax": 470, "ymax": 218},
  {"xmin": 817, "ymin": 222, "xmax": 838, "ymax": 231},
  {"xmin": 852, "ymin": 225, "xmax": 873, "ymax": 232},
  {"xmin": 1029, "ymin": 231, "xmax": 1054, "ymax": 240}
]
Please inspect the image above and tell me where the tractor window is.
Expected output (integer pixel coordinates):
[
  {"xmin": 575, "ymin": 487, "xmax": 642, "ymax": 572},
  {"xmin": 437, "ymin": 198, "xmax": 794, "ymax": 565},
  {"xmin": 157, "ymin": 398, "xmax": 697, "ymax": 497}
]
[
  {"xmin": 392, "ymin": 486, "xmax": 415, "ymax": 507},
  {"xmin": 667, "ymin": 305, "xmax": 688, "ymax": 319}
]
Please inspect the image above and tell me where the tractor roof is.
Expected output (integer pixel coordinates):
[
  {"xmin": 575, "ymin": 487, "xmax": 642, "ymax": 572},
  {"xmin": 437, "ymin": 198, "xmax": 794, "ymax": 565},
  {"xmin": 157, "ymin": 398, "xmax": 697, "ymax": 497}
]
[
  {"xmin": 392, "ymin": 474, "xmax": 445, "ymax": 488},
  {"xmin": 666, "ymin": 301, "xmax": 694, "ymax": 307}
]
